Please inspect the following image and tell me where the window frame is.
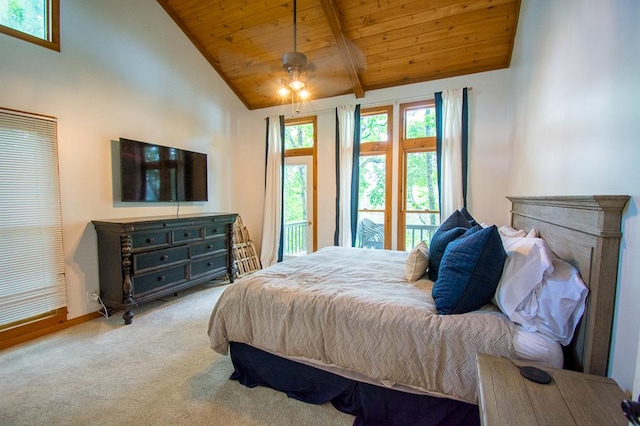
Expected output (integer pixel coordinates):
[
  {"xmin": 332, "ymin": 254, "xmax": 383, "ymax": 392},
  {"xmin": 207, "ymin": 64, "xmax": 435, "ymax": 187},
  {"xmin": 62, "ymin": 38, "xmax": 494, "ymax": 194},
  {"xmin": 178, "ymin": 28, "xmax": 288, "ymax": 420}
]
[
  {"xmin": 397, "ymin": 100, "xmax": 438, "ymax": 251},
  {"xmin": 0, "ymin": 0, "xmax": 60, "ymax": 51},
  {"xmin": 358, "ymin": 105, "xmax": 393, "ymax": 249},
  {"xmin": 284, "ymin": 115, "xmax": 318, "ymax": 253}
]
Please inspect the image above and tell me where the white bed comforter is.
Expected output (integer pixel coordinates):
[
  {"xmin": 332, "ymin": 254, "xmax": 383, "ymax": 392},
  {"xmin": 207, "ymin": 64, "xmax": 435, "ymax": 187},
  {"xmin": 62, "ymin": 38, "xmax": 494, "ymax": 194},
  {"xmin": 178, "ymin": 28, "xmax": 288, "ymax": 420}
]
[{"xmin": 208, "ymin": 246, "xmax": 516, "ymax": 403}]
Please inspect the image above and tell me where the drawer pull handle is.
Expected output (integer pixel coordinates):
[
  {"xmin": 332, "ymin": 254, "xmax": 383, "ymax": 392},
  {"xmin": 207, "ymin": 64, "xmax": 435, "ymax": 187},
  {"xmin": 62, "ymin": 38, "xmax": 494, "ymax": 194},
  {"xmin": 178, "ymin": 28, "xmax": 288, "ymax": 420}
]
[
  {"xmin": 157, "ymin": 275, "xmax": 165, "ymax": 282},
  {"xmin": 212, "ymin": 228, "xmax": 218, "ymax": 233},
  {"xmin": 184, "ymin": 232, "xmax": 191, "ymax": 237},
  {"xmin": 160, "ymin": 255, "xmax": 169, "ymax": 261},
  {"xmin": 207, "ymin": 262, "xmax": 213, "ymax": 267},
  {"xmin": 146, "ymin": 238, "xmax": 155, "ymax": 244},
  {"xmin": 208, "ymin": 245, "xmax": 213, "ymax": 249}
]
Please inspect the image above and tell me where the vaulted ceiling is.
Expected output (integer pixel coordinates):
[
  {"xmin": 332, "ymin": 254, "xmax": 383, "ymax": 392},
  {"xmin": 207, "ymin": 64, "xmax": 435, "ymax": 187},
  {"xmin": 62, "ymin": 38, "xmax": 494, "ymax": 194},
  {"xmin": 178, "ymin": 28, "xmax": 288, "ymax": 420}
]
[{"xmin": 157, "ymin": 0, "xmax": 521, "ymax": 110}]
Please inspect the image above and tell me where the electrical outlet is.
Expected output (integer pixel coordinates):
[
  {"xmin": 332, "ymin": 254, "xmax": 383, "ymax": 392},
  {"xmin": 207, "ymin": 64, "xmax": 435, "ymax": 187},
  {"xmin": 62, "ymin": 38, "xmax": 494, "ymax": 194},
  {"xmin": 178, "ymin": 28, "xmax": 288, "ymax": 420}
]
[{"xmin": 91, "ymin": 291, "xmax": 99, "ymax": 301}]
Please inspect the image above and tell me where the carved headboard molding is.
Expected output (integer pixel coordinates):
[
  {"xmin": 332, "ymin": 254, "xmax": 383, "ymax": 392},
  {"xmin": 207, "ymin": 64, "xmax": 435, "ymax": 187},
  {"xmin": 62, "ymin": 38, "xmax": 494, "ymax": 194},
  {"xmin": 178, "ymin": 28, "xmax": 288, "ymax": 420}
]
[{"xmin": 507, "ymin": 195, "xmax": 629, "ymax": 376}]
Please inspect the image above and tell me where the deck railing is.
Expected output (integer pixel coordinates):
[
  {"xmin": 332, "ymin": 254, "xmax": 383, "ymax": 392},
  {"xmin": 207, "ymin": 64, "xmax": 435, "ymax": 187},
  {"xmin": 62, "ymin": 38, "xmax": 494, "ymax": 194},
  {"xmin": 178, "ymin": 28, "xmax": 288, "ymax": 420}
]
[
  {"xmin": 284, "ymin": 220, "xmax": 307, "ymax": 256},
  {"xmin": 284, "ymin": 221, "xmax": 438, "ymax": 255},
  {"xmin": 405, "ymin": 223, "xmax": 439, "ymax": 249}
]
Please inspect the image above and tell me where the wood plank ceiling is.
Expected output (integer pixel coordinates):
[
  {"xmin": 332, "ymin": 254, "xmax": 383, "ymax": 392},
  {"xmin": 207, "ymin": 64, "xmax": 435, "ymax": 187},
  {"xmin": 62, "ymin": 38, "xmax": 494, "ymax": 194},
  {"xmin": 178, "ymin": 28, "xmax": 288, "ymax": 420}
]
[{"xmin": 157, "ymin": 0, "xmax": 521, "ymax": 110}]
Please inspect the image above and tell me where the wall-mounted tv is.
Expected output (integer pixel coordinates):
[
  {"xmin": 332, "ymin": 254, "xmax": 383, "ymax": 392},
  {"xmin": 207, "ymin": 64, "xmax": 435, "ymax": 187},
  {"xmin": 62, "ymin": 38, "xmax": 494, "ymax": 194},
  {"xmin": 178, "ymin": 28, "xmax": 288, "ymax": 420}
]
[{"xmin": 120, "ymin": 138, "xmax": 208, "ymax": 202}]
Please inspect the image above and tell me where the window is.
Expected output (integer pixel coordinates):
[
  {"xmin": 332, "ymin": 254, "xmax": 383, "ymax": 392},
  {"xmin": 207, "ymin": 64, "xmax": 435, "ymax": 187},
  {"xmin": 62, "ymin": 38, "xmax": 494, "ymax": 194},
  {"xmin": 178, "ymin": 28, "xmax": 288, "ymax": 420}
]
[
  {"xmin": 283, "ymin": 116, "xmax": 317, "ymax": 257},
  {"xmin": 398, "ymin": 100, "xmax": 439, "ymax": 251},
  {"xmin": 0, "ymin": 0, "xmax": 60, "ymax": 51},
  {"xmin": 0, "ymin": 108, "xmax": 67, "ymax": 340},
  {"xmin": 356, "ymin": 106, "xmax": 392, "ymax": 249}
]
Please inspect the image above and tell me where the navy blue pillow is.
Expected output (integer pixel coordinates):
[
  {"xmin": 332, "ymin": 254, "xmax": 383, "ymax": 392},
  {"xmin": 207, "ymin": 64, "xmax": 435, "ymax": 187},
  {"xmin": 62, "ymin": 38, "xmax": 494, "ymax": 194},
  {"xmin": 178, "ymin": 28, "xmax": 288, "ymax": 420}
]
[
  {"xmin": 428, "ymin": 210, "xmax": 472, "ymax": 281},
  {"xmin": 459, "ymin": 206, "xmax": 478, "ymax": 227},
  {"xmin": 432, "ymin": 225, "xmax": 506, "ymax": 315}
]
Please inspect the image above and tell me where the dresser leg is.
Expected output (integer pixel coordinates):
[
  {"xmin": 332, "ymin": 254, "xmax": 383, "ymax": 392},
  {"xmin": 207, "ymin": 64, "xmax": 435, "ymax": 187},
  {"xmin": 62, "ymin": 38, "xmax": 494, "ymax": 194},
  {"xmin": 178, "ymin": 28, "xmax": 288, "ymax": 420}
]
[{"xmin": 123, "ymin": 309, "xmax": 134, "ymax": 325}]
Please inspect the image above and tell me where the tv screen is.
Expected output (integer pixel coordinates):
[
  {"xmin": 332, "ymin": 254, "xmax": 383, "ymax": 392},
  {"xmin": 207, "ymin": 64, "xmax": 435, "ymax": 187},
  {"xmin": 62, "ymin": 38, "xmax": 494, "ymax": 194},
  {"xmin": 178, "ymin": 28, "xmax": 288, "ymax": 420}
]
[{"xmin": 120, "ymin": 138, "xmax": 208, "ymax": 202}]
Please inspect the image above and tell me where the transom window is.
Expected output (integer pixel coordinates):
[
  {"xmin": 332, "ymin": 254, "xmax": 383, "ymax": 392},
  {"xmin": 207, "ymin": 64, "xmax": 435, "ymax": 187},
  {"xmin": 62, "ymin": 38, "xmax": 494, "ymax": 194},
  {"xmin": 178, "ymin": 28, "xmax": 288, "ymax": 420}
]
[{"xmin": 0, "ymin": 0, "xmax": 60, "ymax": 51}]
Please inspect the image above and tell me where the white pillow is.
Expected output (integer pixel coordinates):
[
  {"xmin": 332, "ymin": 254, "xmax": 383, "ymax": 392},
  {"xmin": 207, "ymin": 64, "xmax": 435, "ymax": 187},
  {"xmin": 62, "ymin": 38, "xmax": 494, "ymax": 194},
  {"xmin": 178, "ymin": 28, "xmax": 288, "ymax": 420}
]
[
  {"xmin": 493, "ymin": 236, "xmax": 554, "ymax": 316},
  {"xmin": 494, "ymin": 236, "xmax": 588, "ymax": 345},
  {"xmin": 405, "ymin": 242, "xmax": 429, "ymax": 282},
  {"xmin": 498, "ymin": 225, "xmax": 526, "ymax": 238},
  {"xmin": 512, "ymin": 257, "xmax": 588, "ymax": 346}
]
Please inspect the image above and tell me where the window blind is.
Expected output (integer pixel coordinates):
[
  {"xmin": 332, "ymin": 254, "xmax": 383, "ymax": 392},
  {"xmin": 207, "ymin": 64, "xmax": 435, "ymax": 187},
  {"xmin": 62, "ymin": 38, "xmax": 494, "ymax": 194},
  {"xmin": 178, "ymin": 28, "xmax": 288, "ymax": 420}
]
[{"xmin": 0, "ymin": 109, "xmax": 67, "ymax": 328}]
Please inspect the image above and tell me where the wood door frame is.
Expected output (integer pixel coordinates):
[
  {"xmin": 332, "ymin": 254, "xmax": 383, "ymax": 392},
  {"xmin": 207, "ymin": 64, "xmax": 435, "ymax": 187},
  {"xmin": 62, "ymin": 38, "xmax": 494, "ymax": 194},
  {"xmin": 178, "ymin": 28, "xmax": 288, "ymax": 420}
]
[
  {"xmin": 397, "ymin": 100, "xmax": 437, "ymax": 251},
  {"xmin": 284, "ymin": 116, "xmax": 318, "ymax": 252},
  {"xmin": 359, "ymin": 105, "xmax": 393, "ymax": 249}
]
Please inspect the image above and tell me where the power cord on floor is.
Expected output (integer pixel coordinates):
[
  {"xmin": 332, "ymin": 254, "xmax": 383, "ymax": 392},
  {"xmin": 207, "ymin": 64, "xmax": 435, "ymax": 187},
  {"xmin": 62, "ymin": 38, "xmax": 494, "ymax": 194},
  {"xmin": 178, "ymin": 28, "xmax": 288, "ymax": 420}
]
[{"xmin": 97, "ymin": 295, "xmax": 109, "ymax": 318}]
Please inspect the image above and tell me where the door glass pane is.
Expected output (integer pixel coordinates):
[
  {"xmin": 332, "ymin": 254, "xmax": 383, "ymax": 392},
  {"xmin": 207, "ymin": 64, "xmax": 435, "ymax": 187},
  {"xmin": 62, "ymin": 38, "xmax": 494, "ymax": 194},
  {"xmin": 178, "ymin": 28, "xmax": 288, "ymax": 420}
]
[
  {"xmin": 405, "ymin": 106, "xmax": 436, "ymax": 138},
  {"xmin": 283, "ymin": 163, "xmax": 308, "ymax": 256},
  {"xmin": 356, "ymin": 154, "xmax": 385, "ymax": 249},
  {"xmin": 284, "ymin": 123, "xmax": 314, "ymax": 149},
  {"xmin": 404, "ymin": 151, "xmax": 439, "ymax": 250}
]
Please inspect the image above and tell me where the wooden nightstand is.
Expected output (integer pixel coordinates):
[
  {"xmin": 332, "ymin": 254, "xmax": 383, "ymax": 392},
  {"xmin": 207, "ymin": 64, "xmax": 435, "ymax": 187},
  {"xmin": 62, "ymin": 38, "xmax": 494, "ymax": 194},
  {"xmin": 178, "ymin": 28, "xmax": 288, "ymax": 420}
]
[{"xmin": 476, "ymin": 353, "xmax": 627, "ymax": 425}]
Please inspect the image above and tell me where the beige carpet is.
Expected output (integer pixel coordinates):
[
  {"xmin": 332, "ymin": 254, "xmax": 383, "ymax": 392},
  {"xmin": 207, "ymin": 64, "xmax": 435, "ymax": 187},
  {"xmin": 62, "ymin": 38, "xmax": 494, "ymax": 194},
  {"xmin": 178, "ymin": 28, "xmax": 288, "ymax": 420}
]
[{"xmin": 0, "ymin": 282, "xmax": 353, "ymax": 426}]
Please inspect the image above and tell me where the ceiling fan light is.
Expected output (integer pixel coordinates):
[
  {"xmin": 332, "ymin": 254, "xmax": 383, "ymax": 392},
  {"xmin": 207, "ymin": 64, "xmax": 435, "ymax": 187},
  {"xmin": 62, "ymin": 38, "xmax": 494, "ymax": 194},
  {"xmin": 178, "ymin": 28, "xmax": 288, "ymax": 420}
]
[
  {"xmin": 299, "ymin": 89, "xmax": 309, "ymax": 100},
  {"xmin": 289, "ymin": 79, "xmax": 305, "ymax": 91},
  {"xmin": 278, "ymin": 86, "xmax": 290, "ymax": 97}
]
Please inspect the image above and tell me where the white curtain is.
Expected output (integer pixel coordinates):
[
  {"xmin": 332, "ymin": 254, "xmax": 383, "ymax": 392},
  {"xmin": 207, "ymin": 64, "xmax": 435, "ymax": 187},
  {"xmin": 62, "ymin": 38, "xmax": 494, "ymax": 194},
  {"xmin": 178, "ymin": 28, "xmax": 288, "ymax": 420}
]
[
  {"xmin": 336, "ymin": 105, "xmax": 356, "ymax": 246},
  {"xmin": 260, "ymin": 116, "xmax": 283, "ymax": 267},
  {"xmin": 439, "ymin": 88, "xmax": 464, "ymax": 220}
]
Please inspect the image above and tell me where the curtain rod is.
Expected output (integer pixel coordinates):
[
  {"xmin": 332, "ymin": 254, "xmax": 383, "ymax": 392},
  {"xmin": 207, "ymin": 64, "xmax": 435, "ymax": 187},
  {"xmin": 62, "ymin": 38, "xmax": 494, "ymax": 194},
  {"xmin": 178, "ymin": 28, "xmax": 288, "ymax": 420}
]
[{"xmin": 292, "ymin": 87, "xmax": 473, "ymax": 117}]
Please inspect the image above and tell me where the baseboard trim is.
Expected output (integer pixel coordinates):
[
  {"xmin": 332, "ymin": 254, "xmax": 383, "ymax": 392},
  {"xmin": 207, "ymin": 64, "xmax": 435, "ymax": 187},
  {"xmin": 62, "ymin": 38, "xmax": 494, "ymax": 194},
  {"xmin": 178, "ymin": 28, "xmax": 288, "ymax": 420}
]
[{"xmin": 0, "ymin": 311, "xmax": 103, "ymax": 351}]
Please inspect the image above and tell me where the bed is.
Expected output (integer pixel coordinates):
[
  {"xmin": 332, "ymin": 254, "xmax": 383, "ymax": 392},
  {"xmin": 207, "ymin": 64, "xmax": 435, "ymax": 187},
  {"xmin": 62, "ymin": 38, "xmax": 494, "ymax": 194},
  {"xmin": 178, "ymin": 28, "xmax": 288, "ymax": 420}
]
[{"xmin": 208, "ymin": 195, "xmax": 628, "ymax": 425}]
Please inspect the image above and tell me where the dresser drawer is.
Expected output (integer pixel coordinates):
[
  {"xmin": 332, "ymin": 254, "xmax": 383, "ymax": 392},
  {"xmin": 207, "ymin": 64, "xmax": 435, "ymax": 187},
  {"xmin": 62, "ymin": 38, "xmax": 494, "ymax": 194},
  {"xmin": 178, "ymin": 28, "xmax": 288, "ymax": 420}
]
[
  {"xmin": 191, "ymin": 253, "xmax": 228, "ymax": 278},
  {"xmin": 172, "ymin": 227, "xmax": 203, "ymax": 243},
  {"xmin": 131, "ymin": 230, "xmax": 170, "ymax": 251},
  {"xmin": 204, "ymin": 223, "xmax": 226, "ymax": 238},
  {"xmin": 191, "ymin": 238, "xmax": 227, "ymax": 257},
  {"xmin": 133, "ymin": 264, "xmax": 188, "ymax": 295},
  {"xmin": 133, "ymin": 246, "xmax": 189, "ymax": 272}
]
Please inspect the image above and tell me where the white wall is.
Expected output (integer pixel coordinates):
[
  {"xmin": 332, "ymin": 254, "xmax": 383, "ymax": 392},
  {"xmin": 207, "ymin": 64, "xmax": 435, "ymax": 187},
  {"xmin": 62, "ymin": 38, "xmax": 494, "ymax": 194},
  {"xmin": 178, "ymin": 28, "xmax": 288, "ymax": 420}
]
[
  {"xmin": 0, "ymin": 0, "xmax": 247, "ymax": 319},
  {"xmin": 233, "ymin": 70, "xmax": 514, "ymax": 254},
  {"xmin": 507, "ymin": 0, "xmax": 640, "ymax": 395}
]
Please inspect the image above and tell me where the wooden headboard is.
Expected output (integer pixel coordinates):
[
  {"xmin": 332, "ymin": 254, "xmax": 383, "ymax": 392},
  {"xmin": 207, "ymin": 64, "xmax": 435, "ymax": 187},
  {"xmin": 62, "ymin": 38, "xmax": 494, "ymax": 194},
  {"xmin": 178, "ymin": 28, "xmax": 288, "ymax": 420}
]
[{"xmin": 507, "ymin": 195, "xmax": 629, "ymax": 376}]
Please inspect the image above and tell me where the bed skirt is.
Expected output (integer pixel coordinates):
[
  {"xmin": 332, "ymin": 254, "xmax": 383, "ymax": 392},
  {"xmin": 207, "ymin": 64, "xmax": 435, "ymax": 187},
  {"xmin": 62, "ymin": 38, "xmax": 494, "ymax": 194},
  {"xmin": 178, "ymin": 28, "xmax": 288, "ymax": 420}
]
[{"xmin": 229, "ymin": 342, "xmax": 480, "ymax": 426}]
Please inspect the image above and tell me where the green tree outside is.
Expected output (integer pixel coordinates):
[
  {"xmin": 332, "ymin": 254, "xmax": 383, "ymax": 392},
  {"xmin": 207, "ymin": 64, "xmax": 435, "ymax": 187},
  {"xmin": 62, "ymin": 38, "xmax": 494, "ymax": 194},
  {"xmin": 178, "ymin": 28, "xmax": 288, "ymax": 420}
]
[{"xmin": 0, "ymin": 0, "xmax": 46, "ymax": 39}]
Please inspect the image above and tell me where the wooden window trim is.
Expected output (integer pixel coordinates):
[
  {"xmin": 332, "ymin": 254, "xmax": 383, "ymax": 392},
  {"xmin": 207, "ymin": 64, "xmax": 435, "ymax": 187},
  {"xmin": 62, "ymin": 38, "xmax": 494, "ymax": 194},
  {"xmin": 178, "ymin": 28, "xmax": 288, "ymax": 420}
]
[
  {"xmin": 397, "ymin": 100, "xmax": 437, "ymax": 250},
  {"xmin": 0, "ymin": 0, "xmax": 60, "ymax": 52},
  {"xmin": 360, "ymin": 105, "xmax": 393, "ymax": 249},
  {"xmin": 284, "ymin": 116, "xmax": 317, "ymax": 252}
]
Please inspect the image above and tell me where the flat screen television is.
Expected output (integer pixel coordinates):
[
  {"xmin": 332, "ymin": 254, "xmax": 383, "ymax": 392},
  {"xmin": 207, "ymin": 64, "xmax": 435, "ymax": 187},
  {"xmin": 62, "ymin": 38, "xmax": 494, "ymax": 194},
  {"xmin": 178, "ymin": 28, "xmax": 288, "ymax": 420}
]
[{"xmin": 120, "ymin": 138, "xmax": 208, "ymax": 202}]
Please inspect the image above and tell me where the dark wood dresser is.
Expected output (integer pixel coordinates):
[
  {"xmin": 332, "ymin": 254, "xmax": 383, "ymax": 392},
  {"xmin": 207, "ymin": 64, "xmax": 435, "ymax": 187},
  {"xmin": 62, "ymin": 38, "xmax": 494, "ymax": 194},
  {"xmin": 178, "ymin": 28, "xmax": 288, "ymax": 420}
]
[{"xmin": 92, "ymin": 213, "xmax": 237, "ymax": 324}]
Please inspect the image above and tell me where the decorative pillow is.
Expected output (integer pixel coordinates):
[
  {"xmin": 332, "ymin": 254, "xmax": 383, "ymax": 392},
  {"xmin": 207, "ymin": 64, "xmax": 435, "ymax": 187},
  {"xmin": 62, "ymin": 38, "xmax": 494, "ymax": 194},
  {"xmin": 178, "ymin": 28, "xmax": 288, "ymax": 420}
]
[
  {"xmin": 405, "ymin": 242, "xmax": 429, "ymax": 282},
  {"xmin": 459, "ymin": 206, "xmax": 478, "ymax": 226},
  {"xmin": 427, "ymin": 210, "xmax": 472, "ymax": 281},
  {"xmin": 432, "ymin": 225, "xmax": 506, "ymax": 315}
]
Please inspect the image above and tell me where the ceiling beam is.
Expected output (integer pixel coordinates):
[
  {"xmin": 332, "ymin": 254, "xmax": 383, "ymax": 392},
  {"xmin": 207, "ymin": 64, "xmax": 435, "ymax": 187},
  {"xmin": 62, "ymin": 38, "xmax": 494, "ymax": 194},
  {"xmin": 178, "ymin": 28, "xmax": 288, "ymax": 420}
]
[{"xmin": 320, "ymin": 0, "xmax": 365, "ymax": 99}]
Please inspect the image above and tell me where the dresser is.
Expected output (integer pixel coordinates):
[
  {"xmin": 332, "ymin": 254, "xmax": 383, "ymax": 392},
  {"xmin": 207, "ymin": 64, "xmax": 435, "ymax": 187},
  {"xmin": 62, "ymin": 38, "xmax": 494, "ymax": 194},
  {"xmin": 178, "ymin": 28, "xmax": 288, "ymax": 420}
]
[{"xmin": 92, "ymin": 213, "xmax": 237, "ymax": 324}]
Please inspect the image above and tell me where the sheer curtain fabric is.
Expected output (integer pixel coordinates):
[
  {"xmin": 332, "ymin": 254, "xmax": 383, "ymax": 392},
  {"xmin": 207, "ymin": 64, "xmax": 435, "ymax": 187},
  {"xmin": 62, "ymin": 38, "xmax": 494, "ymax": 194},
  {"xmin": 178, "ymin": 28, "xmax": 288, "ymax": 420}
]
[
  {"xmin": 436, "ymin": 88, "xmax": 468, "ymax": 220},
  {"xmin": 334, "ymin": 105, "xmax": 358, "ymax": 247},
  {"xmin": 260, "ymin": 116, "xmax": 285, "ymax": 267}
]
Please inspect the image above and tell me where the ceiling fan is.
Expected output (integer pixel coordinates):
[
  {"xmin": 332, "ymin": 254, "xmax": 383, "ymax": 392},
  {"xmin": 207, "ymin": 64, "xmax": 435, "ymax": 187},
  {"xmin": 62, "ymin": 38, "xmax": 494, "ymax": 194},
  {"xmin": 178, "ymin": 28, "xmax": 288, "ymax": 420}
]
[{"xmin": 278, "ymin": 0, "xmax": 310, "ymax": 114}]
